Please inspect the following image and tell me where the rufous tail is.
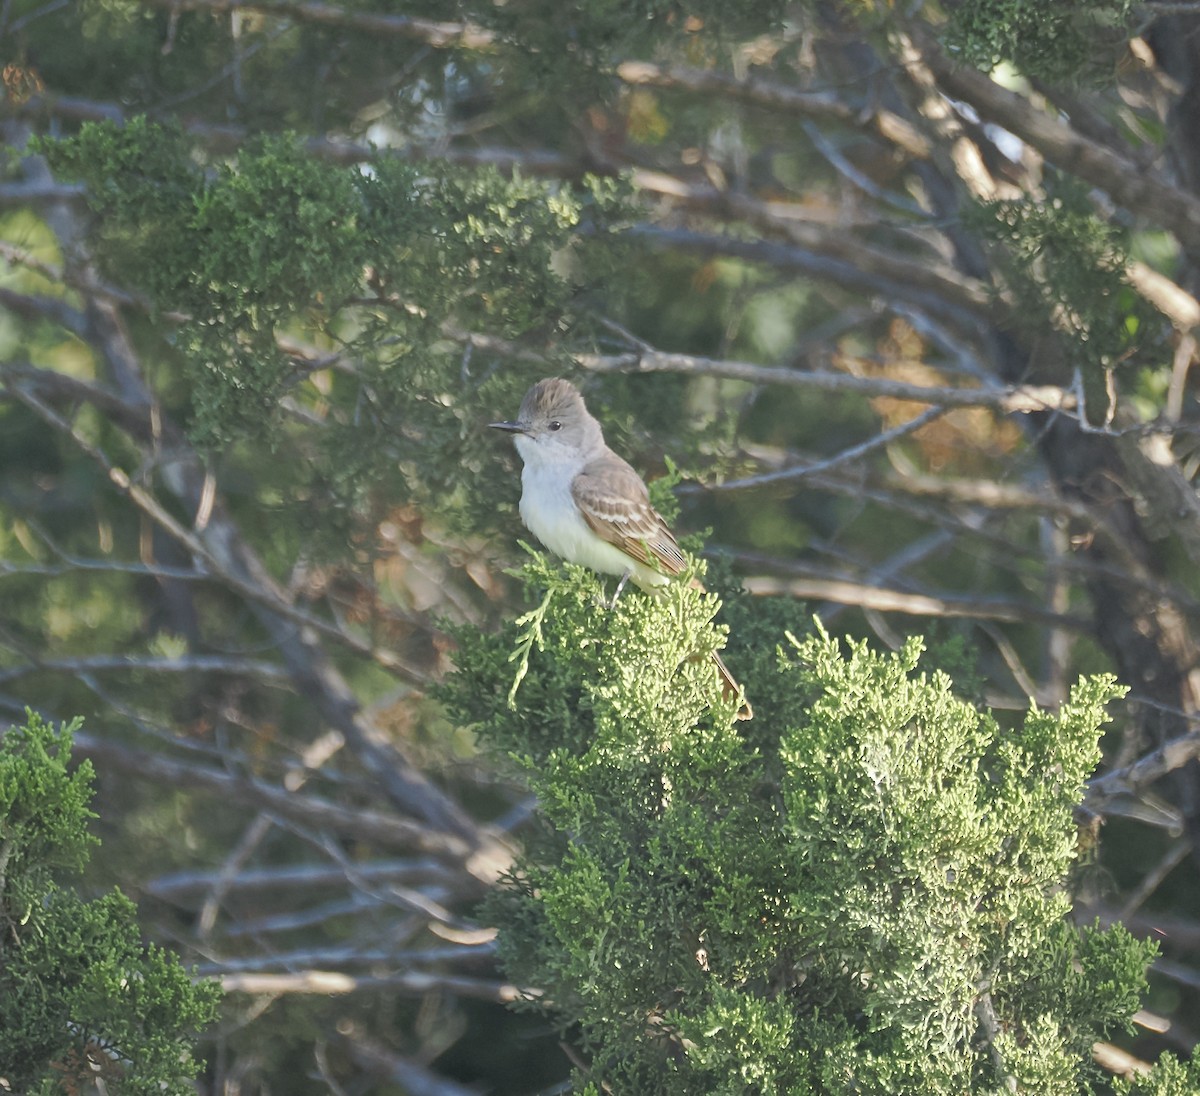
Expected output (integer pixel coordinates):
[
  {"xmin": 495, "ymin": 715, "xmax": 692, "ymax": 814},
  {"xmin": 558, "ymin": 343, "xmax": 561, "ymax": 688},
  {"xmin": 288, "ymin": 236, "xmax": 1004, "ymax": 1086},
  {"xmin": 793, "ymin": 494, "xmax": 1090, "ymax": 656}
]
[
  {"xmin": 684, "ymin": 575, "xmax": 751, "ymax": 720},
  {"xmin": 712, "ymin": 649, "xmax": 752, "ymax": 721}
]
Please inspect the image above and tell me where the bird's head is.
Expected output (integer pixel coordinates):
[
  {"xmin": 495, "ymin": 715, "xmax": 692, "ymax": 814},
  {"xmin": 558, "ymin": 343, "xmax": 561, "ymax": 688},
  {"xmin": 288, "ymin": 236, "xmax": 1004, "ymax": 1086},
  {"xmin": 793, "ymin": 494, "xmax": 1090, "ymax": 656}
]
[{"xmin": 489, "ymin": 377, "xmax": 603, "ymax": 465}]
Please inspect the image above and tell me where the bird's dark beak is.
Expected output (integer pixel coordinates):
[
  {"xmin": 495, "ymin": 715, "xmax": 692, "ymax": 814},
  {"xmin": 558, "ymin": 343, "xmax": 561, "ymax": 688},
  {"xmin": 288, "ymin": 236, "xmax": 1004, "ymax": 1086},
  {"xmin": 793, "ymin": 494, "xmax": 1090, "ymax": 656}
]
[{"xmin": 488, "ymin": 420, "xmax": 527, "ymax": 434}]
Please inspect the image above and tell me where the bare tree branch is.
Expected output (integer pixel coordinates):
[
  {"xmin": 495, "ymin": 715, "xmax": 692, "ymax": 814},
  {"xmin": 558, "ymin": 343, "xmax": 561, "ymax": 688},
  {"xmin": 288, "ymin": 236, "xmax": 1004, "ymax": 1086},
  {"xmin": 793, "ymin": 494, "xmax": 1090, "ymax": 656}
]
[
  {"xmin": 197, "ymin": 942, "xmax": 495, "ymax": 974},
  {"xmin": 908, "ymin": 28, "xmax": 1200, "ymax": 252},
  {"xmin": 1153, "ymin": 958, "xmax": 1200, "ymax": 991},
  {"xmin": 974, "ymin": 987, "xmax": 1018, "ymax": 1094},
  {"xmin": 146, "ymin": 858, "xmax": 461, "ymax": 901},
  {"xmin": 616, "ymin": 60, "xmax": 932, "ymax": 160},
  {"xmin": 740, "ymin": 572, "xmax": 1089, "ymax": 629},
  {"xmin": 1093, "ymin": 1041, "xmax": 1154, "ymax": 1082},
  {"xmin": 702, "ymin": 406, "xmax": 949, "ymax": 493},
  {"xmin": 218, "ymin": 969, "xmax": 530, "ymax": 1001},
  {"xmin": 1119, "ymin": 837, "xmax": 1193, "ymax": 920},
  {"xmin": 577, "ymin": 346, "xmax": 1075, "ymax": 414},
  {"xmin": 14, "ymin": 92, "xmax": 584, "ymax": 181},
  {"xmin": 333, "ymin": 1022, "xmax": 485, "ymax": 1096},
  {"xmin": 219, "ymin": 896, "xmax": 382, "ymax": 938},
  {"xmin": 629, "ymin": 172, "xmax": 999, "ymax": 325},
  {"xmin": 0, "ymin": 654, "xmax": 290, "ymax": 686},
  {"xmin": 0, "ymin": 180, "xmax": 85, "ymax": 205},
  {"xmin": 882, "ymin": 470, "xmax": 1095, "ymax": 521},
  {"xmin": 1088, "ymin": 731, "xmax": 1200, "ymax": 805},
  {"xmin": 0, "ymin": 285, "xmax": 87, "ymax": 333},
  {"xmin": 0, "ymin": 370, "xmax": 430, "ymax": 682},
  {"xmin": 132, "ymin": 0, "xmax": 495, "ymax": 49},
  {"xmin": 618, "ymin": 224, "xmax": 993, "ymax": 338},
  {"xmin": 0, "ymin": 349, "xmax": 503, "ymax": 844},
  {"xmin": 70, "ymin": 728, "xmax": 510, "ymax": 883}
]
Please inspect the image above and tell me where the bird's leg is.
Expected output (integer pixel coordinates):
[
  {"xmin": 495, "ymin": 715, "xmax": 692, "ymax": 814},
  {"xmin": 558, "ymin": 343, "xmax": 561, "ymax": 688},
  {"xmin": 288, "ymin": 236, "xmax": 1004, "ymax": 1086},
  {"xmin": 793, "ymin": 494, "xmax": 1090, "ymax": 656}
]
[{"xmin": 607, "ymin": 569, "xmax": 633, "ymax": 609}]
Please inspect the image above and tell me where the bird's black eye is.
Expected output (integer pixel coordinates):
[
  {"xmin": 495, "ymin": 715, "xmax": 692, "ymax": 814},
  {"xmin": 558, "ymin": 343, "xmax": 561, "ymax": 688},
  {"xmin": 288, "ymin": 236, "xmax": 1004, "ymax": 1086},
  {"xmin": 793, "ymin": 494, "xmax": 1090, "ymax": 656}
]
[{"xmin": 548, "ymin": 420, "xmax": 562, "ymax": 431}]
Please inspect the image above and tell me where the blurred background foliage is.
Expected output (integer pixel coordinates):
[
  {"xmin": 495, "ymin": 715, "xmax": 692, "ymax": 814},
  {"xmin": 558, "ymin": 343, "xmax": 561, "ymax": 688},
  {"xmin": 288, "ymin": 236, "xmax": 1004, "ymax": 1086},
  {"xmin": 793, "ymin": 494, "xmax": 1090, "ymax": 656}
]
[{"xmin": 3, "ymin": 0, "xmax": 1200, "ymax": 1091}]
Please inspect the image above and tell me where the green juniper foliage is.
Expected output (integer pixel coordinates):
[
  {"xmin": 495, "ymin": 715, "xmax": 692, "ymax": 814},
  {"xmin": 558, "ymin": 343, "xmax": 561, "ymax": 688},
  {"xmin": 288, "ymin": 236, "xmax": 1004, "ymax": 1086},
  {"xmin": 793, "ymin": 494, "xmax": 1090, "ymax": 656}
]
[
  {"xmin": 946, "ymin": 0, "xmax": 1138, "ymax": 84},
  {"xmin": 0, "ymin": 713, "xmax": 220, "ymax": 1095},
  {"xmin": 969, "ymin": 177, "xmax": 1155, "ymax": 380},
  {"xmin": 445, "ymin": 561, "xmax": 1165, "ymax": 1093},
  {"xmin": 1116, "ymin": 1052, "xmax": 1200, "ymax": 1096},
  {"xmin": 485, "ymin": 0, "xmax": 787, "ymax": 109},
  {"xmin": 37, "ymin": 121, "xmax": 628, "ymax": 537}
]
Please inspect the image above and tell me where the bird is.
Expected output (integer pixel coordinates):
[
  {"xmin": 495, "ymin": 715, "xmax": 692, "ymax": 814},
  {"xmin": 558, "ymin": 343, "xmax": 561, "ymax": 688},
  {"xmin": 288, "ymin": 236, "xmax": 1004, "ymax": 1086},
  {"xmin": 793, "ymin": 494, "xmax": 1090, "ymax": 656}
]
[{"xmin": 490, "ymin": 377, "xmax": 751, "ymax": 719}]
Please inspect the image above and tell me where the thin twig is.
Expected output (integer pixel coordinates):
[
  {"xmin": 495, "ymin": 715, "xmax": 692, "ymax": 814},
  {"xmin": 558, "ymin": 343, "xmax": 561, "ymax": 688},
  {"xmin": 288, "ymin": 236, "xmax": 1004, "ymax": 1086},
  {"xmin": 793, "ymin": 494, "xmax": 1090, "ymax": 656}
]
[
  {"xmin": 132, "ymin": 0, "xmax": 495, "ymax": 48},
  {"xmin": 219, "ymin": 969, "xmax": 530, "ymax": 1001},
  {"xmin": 704, "ymin": 406, "xmax": 947, "ymax": 493},
  {"xmin": 576, "ymin": 347, "xmax": 1074, "ymax": 414}
]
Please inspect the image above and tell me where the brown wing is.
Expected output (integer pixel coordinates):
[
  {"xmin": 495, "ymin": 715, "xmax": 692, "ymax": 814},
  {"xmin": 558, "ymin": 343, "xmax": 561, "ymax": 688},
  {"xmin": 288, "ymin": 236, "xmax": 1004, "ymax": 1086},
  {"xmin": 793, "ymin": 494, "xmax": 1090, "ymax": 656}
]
[
  {"xmin": 575, "ymin": 455, "xmax": 752, "ymax": 719},
  {"xmin": 571, "ymin": 453, "xmax": 688, "ymax": 576}
]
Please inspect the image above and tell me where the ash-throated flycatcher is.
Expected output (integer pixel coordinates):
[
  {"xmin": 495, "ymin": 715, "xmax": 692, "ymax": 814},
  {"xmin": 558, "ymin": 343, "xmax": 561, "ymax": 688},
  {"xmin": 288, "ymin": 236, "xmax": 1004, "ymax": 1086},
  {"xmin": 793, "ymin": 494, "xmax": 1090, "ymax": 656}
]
[{"xmin": 490, "ymin": 377, "xmax": 751, "ymax": 719}]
